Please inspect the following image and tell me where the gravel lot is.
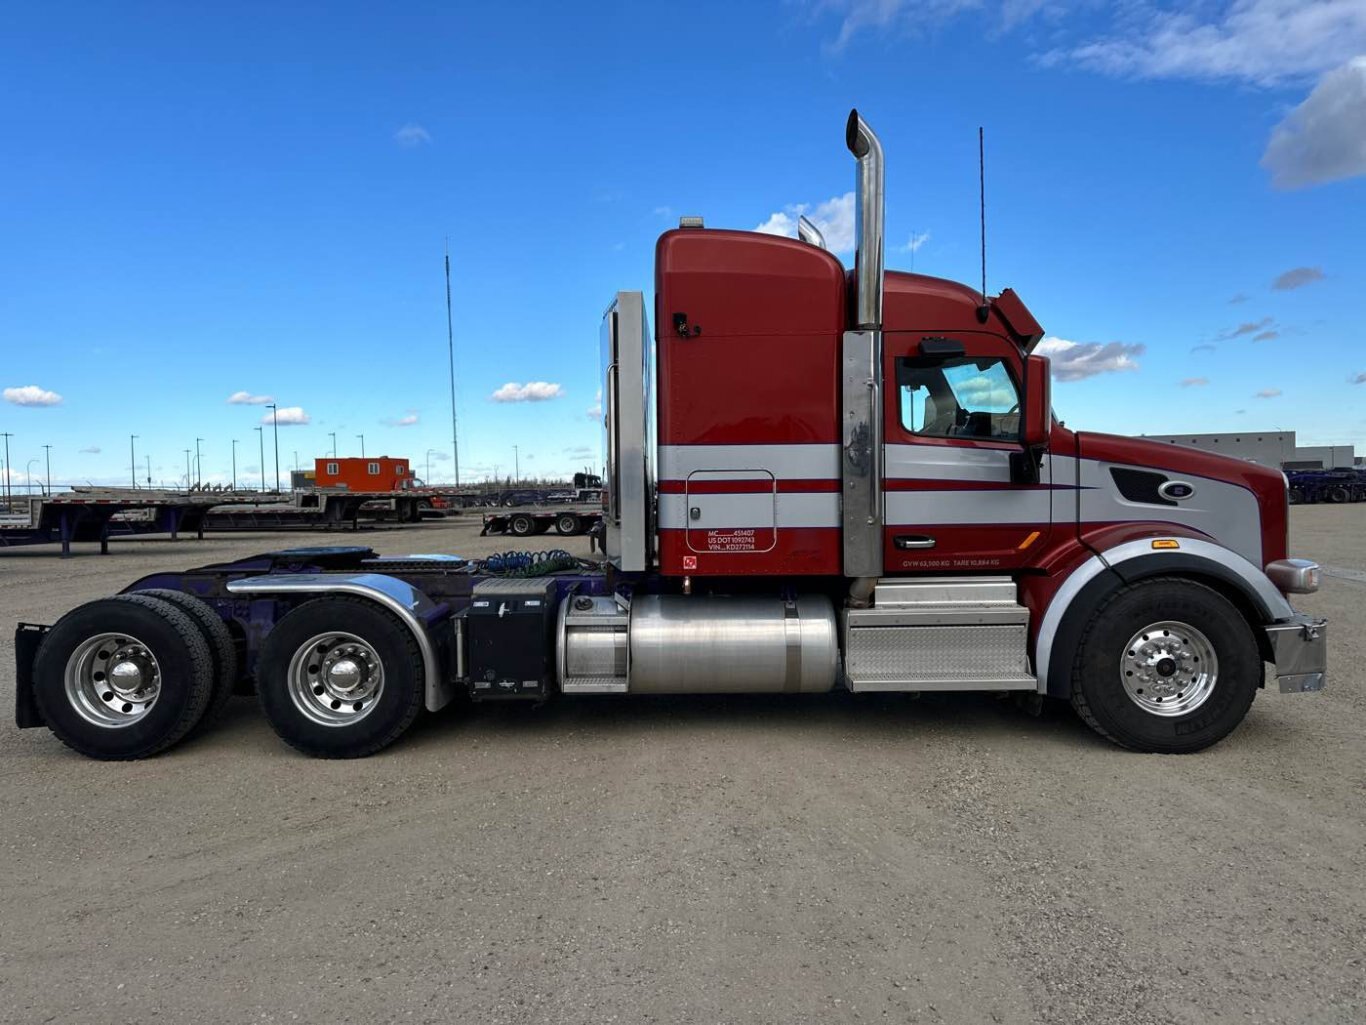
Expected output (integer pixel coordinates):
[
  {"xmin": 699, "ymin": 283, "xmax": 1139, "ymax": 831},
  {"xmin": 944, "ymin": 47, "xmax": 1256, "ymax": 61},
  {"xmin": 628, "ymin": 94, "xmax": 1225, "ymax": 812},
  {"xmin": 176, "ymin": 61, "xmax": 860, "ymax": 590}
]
[{"xmin": 1, "ymin": 509, "xmax": 1362, "ymax": 1024}]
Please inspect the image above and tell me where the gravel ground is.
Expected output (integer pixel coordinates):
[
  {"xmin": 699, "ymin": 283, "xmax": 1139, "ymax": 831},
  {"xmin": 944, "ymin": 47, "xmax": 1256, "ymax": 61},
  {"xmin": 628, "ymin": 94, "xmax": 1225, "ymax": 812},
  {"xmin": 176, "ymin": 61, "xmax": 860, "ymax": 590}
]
[{"xmin": 1, "ymin": 509, "xmax": 1362, "ymax": 1024}]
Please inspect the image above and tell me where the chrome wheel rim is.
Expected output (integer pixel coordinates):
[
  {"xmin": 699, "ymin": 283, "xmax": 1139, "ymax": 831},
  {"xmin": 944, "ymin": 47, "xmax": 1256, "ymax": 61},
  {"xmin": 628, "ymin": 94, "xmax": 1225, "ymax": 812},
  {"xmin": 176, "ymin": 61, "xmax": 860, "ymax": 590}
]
[
  {"xmin": 1120, "ymin": 620, "xmax": 1218, "ymax": 717},
  {"xmin": 286, "ymin": 631, "xmax": 384, "ymax": 727},
  {"xmin": 64, "ymin": 632, "xmax": 161, "ymax": 727}
]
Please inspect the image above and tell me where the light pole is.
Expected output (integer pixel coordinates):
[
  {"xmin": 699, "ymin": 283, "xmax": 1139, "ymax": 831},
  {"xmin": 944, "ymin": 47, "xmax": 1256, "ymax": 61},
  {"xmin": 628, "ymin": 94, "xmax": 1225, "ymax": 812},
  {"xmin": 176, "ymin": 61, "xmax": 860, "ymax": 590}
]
[
  {"xmin": 129, "ymin": 434, "xmax": 138, "ymax": 489},
  {"xmin": 231, "ymin": 439, "xmax": 238, "ymax": 490},
  {"xmin": 265, "ymin": 403, "xmax": 280, "ymax": 493},
  {"xmin": 0, "ymin": 432, "xmax": 10, "ymax": 509},
  {"xmin": 254, "ymin": 426, "xmax": 265, "ymax": 492},
  {"xmin": 329, "ymin": 432, "xmax": 337, "ymax": 458},
  {"xmin": 145, "ymin": 455, "xmax": 152, "ymax": 489},
  {"xmin": 513, "ymin": 445, "xmax": 519, "ymax": 483},
  {"xmin": 26, "ymin": 458, "xmax": 39, "ymax": 495},
  {"xmin": 42, "ymin": 444, "xmax": 51, "ymax": 496},
  {"xmin": 425, "ymin": 448, "xmax": 437, "ymax": 483},
  {"xmin": 356, "ymin": 434, "xmax": 365, "ymax": 459},
  {"xmin": 183, "ymin": 449, "xmax": 192, "ymax": 490},
  {"xmin": 195, "ymin": 438, "xmax": 204, "ymax": 487}
]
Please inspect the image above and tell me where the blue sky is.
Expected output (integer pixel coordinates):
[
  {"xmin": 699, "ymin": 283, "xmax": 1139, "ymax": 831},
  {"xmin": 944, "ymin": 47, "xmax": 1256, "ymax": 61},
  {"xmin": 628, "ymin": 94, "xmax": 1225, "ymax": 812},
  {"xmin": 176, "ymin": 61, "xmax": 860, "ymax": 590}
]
[{"xmin": 2, "ymin": 1, "xmax": 1364, "ymax": 489}]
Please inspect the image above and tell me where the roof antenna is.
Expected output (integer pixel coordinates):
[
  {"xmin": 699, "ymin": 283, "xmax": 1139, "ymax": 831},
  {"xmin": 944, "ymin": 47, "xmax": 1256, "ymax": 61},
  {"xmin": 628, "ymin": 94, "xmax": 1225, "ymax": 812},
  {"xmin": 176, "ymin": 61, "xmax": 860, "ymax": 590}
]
[{"xmin": 976, "ymin": 125, "xmax": 990, "ymax": 324}]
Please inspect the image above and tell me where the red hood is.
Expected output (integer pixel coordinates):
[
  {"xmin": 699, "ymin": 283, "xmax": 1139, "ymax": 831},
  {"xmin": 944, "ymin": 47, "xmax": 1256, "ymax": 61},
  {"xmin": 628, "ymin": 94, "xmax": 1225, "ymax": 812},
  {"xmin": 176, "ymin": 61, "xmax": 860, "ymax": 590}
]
[{"xmin": 1076, "ymin": 431, "xmax": 1288, "ymax": 566}]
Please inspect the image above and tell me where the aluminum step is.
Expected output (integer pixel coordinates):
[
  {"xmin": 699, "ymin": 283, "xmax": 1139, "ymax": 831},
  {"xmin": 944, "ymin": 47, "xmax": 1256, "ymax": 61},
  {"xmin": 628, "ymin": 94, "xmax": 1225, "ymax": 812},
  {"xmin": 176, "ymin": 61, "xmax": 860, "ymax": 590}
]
[{"xmin": 843, "ymin": 577, "xmax": 1037, "ymax": 692}]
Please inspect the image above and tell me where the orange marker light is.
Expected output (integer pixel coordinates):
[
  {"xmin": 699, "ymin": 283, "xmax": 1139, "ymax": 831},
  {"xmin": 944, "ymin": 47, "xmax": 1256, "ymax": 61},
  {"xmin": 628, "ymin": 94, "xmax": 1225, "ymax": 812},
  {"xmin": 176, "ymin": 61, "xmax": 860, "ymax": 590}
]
[
  {"xmin": 1152, "ymin": 539, "xmax": 1180, "ymax": 550},
  {"xmin": 1018, "ymin": 531, "xmax": 1041, "ymax": 550}
]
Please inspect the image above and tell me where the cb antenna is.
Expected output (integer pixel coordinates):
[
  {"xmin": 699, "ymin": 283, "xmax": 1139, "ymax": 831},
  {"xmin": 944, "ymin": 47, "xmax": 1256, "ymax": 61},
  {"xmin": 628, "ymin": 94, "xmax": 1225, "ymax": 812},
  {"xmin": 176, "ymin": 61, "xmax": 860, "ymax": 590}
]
[
  {"xmin": 977, "ymin": 125, "xmax": 989, "ymax": 322},
  {"xmin": 445, "ymin": 238, "xmax": 460, "ymax": 487}
]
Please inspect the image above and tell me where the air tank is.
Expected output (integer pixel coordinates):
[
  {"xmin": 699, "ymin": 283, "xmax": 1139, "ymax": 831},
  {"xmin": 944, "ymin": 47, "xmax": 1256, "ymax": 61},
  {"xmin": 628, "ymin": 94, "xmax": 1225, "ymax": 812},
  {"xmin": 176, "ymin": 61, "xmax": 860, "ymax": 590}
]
[{"xmin": 628, "ymin": 594, "xmax": 839, "ymax": 694}]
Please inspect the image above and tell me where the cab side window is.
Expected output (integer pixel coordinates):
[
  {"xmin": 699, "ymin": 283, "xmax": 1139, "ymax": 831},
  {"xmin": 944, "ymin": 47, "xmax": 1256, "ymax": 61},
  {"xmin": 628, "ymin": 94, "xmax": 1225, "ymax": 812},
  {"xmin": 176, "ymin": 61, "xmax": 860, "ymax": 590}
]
[{"xmin": 897, "ymin": 356, "xmax": 1021, "ymax": 441}]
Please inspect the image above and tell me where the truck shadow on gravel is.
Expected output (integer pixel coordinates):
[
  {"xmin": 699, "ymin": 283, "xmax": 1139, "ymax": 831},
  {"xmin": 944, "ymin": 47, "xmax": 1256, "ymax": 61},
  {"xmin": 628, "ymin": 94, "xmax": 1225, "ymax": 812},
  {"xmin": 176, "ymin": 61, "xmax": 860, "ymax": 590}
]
[{"xmin": 399, "ymin": 689, "xmax": 1111, "ymax": 753}]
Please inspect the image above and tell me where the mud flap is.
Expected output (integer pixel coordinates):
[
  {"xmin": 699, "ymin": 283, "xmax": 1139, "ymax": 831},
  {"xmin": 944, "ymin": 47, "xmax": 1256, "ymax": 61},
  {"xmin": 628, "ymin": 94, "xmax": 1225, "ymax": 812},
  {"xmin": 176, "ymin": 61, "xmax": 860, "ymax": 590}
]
[{"xmin": 14, "ymin": 623, "xmax": 50, "ymax": 728}]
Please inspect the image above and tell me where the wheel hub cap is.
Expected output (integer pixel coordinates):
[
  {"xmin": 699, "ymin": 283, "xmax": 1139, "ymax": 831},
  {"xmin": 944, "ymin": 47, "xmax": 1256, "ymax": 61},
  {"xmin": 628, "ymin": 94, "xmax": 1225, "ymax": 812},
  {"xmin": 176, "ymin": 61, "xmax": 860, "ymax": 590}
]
[
  {"xmin": 1119, "ymin": 620, "xmax": 1218, "ymax": 717},
  {"xmin": 64, "ymin": 634, "xmax": 162, "ymax": 728},
  {"xmin": 287, "ymin": 633, "xmax": 385, "ymax": 727}
]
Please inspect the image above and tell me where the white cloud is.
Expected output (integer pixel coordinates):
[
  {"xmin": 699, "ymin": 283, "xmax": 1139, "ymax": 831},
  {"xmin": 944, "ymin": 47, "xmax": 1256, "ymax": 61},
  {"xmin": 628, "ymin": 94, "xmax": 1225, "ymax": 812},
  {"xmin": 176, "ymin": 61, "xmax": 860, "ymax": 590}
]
[
  {"xmin": 394, "ymin": 123, "xmax": 431, "ymax": 147},
  {"xmin": 4, "ymin": 384, "xmax": 63, "ymax": 406},
  {"xmin": 1255, "ymin": 388, "xmax": 1282, "ymax": 398},
  {"xmin": 1035, "ymin": 336, "xmax": 1144, "ymax": 381},
  {"xmin": 1191, "ymin": 343, "xmax": 1217, "ymax": 354},
  {"xmin": 1264, "ymin": 57, "xmax": 1366, "ymax": 187},
  {"xmin": 1351, "ymin": 372, "xmax": 1366, "ymax": 384},
  {"xmin": 1219, "ymin": 316, "xmax": 1274, "ymax": 340},
  {"xmin": 586, "ymin": 387, "xmax": 603, "ymax": 420},
  {"xmin": 384, "ymin": 411, "xmax": 420, "ymax": 427},
  {"xmin": 900, "ymin": 230, "xmax": 931, "ymax": 254},
  {"xmin": 261, "ymin": 406, "xmax": 310, "ymax": 425},
  {"xmin": 1180, "ymin": 377, "xmax": 1210, "ymax": 387},
  {"xmin": 490, "ymin": 381, "xmax": 563, "ymax": 403},
  {"xmin": 227, "ymin": 390, "xmax": 273, "ymax": 405},
  {"xmin": 1052, "ymin": 2, "xmax": 1366, "ymax": 87},
  {"xmin": 754, "ymin": 192, "xmax": 856, "ymax": 254},
  {"xmin": 79, "ymin": 445, "xmax": 101, "ymax": 454},
  {"xmin": 818, "ymin": 0, "xmax": 987, "ymax": 53}
]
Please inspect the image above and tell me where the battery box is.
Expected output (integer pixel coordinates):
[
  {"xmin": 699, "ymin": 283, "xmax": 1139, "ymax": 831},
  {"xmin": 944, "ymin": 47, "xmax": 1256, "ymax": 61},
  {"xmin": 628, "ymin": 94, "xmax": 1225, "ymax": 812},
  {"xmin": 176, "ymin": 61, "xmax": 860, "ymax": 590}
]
[{"xmin": 465, "ymin": 577, "xmax": 558, "ymax": 700}]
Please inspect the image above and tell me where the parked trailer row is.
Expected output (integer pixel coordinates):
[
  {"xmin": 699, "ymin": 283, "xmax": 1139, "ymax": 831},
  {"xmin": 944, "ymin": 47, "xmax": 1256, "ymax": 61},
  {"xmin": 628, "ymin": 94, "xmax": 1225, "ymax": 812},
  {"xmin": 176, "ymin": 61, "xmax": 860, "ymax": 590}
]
[{"xmin": 1287, "ymin": 469, "xmax": 1366, "ymax": 504}]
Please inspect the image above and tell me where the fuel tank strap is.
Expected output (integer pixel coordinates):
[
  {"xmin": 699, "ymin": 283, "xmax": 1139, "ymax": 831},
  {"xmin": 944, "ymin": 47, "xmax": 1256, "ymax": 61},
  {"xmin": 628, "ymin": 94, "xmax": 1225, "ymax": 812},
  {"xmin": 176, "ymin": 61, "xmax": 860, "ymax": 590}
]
[{"xmin": 784, "ymin": 599, "xmax": 802, "ymax": 693}]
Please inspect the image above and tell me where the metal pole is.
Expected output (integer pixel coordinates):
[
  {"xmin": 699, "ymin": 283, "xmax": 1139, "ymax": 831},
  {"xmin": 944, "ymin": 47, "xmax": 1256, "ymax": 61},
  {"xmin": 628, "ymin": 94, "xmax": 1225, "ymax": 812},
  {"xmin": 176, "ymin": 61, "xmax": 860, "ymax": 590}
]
[
  {"xmin": 445, "ymin": 240, "xmax": 460, "ymax": 487},
  {"xmin": 42, "ymin": 444, "xmax": 51, "ymax": 496},
  {"xmin": 26, "ymin": 458, "xmax": 38, "ymax": 495},
  {"xmin": 184, "ymin": 449, "xmax": 192, "ymax": 489},
  {"xmin": 269, "ymin": 405, "xmax": 280, "ymax": 493},
  {"xmin": 513, "ymin": 445, "xmax": 519, "ymax": 483},
  {"xmin": 329, "ymin": 432, "xmax": 337, "ymax": 458},
  {"xmin": 129, "ymin": 434, "xmax": 138, "ymax": 489},
  {"xmin": 357, "ymin": 434, "xmax": 365, "ymax": 459},
  {"xmin": 231, "ymin": 439, "xmax": 238, "ymax": 490},
  {"xmin": 255, "ymin": 426, "xmax": 264, "ymax": 492},
  {"xmin": 0, "ymin": 432, "xmax": 9, "ymax": 509},
  {"xmin": 195, "ymin": 438, "xmax": 203, "ymax": 487},
  {"xmin": 145, "ymin": 455, "xmax": 151, "ymax": 488}
]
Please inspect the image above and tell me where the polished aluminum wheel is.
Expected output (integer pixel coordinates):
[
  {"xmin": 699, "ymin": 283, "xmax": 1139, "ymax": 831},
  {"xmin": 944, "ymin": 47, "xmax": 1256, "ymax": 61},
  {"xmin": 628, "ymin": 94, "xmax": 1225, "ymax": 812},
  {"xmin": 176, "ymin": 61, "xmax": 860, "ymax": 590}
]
[
  {"xmin": 286, "ymin": 631, "xmax": 385, "ymax": 727},
  {"xmin": 1119, "ymin": 620, "xmax": 1218, "ymax": 717},
  {"xmin": 63, "ymin": 632, "xmax": 161, "ymax": 727}
]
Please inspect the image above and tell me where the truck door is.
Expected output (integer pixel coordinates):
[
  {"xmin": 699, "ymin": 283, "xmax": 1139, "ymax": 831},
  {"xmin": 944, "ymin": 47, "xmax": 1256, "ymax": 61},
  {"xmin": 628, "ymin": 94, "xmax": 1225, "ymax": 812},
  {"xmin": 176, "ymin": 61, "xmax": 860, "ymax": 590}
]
[{"xmin": 881, "ymin": 334, "xmax": 1051, "ymax": 572}]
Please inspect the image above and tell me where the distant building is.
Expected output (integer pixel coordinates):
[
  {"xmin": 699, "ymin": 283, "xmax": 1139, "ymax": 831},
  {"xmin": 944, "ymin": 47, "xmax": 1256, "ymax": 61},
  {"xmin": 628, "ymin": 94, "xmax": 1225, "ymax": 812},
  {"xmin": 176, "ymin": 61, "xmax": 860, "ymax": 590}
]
[{"xmin": 1139, "ymin": 430, "xmax": 1356, "ymax": 470}]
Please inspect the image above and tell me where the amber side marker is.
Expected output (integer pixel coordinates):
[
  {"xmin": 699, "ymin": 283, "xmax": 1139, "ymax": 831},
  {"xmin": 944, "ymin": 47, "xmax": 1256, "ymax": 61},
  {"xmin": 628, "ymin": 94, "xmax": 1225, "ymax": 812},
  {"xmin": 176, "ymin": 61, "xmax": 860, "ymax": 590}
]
[
  {"xmin": 1152, "ymin": 539, "xmax": 1181, "ymax": 550},
  {"xmin": 1018, "ymin": 531, "xmax": 1041, "ymax": 550}
]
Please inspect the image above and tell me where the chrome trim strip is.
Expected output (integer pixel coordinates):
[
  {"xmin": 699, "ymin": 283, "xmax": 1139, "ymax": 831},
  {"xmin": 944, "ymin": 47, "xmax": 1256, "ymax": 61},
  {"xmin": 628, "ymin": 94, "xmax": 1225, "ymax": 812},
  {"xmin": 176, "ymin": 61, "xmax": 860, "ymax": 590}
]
[
  {"xmin": 1034, "ymin": 538, "xmax": 1295, "ymax": 693},
  {"xmin": 226, "ymin": 573, "xmax": 453, "ymax": 712}
]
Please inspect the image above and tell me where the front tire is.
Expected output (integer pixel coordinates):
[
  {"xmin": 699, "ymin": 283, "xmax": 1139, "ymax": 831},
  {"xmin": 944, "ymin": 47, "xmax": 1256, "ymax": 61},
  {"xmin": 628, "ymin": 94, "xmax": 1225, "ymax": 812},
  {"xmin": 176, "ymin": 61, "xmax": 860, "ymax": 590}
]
[
  {"xmin": 32, "ymin": 594, "xmax": 216, "ymax": 759},
  {"xmin": 1069, "ymin": 578, "xmax": 1261, "ymax": 753},
  {"xmin": 257, "ymin": 597, "xmax": 424, "ymax": 758}
]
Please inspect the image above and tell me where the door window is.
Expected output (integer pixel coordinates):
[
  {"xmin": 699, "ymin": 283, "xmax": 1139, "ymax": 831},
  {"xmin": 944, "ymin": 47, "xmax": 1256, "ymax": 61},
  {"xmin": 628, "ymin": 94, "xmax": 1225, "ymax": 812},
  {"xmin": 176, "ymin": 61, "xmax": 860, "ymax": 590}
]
[{"xmin": 898, "ymin": 356, "xmax": 1021, "ymax": 441}]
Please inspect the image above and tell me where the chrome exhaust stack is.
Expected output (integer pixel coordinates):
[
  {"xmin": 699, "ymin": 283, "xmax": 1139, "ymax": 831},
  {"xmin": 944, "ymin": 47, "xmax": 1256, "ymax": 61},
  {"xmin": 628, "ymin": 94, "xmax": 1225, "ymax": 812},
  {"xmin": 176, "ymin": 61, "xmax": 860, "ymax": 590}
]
[
  {"xmin": 845, "ymin": 109, "xmax": 884, "ymax": 330},
  {"xmin": 840, "ymin": 109, "xmax": 886, "ymax": 580},
  {"xmin": 797, "ymin": 214, "xmax": 827, "ymax": 250}
]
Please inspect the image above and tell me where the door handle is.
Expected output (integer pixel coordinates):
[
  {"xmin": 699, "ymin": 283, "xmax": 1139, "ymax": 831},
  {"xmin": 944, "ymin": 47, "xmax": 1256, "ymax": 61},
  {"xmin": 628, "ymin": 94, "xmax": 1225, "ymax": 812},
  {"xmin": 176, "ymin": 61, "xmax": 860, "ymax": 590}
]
[{"xmin": 895, "ymin": 535, "xmax": 936, "ymax": 550}]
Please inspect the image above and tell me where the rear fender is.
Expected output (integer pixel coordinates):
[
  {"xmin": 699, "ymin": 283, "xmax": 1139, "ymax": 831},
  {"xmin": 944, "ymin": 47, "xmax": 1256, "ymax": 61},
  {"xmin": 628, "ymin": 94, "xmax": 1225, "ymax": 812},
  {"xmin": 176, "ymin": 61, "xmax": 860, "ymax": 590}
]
[{"xmin": 225, "ymin": 573, "xmax": 456, "ymax": 712}]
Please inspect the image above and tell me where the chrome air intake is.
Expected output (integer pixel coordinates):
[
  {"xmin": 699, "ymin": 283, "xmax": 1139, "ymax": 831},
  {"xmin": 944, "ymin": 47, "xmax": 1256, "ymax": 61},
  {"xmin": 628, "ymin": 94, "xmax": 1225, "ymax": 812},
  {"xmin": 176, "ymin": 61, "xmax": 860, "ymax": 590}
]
[
  {"xmin": 845, "ymin": 109, "xmax": 884, "ymax": 330},
  {"xmin": 797, "ymin": 214, "xmax": 827, "ymax": 250}
]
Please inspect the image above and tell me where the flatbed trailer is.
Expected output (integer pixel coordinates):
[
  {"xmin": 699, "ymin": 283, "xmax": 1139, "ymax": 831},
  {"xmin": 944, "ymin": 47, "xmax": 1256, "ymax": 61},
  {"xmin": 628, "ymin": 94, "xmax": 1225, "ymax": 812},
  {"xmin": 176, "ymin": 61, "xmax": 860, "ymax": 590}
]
[{"xmin": 481, "ymin": 504, "xmax": 602, "ymax": 537}]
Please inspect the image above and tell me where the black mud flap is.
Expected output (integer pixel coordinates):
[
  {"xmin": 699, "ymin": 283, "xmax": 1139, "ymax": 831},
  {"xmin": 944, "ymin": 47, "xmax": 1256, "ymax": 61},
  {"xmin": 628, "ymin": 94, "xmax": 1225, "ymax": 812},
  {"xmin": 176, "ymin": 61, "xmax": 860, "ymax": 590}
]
[{"xmin": 15, "ymin": 623, "xmax": 50, "ymax": 729}]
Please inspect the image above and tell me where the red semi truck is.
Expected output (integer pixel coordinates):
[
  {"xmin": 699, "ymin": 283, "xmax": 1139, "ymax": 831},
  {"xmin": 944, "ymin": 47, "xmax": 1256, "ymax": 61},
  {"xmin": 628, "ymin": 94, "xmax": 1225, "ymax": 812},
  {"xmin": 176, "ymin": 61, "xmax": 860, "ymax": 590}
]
[{"xmin": 14, "ymin": 111, "xmax": 1326, "ymax": 760}]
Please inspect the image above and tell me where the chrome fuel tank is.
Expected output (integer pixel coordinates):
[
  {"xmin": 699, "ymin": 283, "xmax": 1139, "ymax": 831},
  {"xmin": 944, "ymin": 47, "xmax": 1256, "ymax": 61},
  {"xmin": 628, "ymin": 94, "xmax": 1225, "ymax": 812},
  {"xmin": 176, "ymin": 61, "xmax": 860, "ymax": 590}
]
[{"xmin": 628, "ymin": 594, "xmax": 839, "ymax": 694}]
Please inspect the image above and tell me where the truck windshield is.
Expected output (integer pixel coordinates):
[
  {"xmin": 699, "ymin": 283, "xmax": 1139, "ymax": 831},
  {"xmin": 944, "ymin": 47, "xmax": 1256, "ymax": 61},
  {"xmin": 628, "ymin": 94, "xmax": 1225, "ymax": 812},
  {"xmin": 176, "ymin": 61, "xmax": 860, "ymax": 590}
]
[{"xmin": 898, "ymin": 356, "xmax": 1021, "ymax": 441}]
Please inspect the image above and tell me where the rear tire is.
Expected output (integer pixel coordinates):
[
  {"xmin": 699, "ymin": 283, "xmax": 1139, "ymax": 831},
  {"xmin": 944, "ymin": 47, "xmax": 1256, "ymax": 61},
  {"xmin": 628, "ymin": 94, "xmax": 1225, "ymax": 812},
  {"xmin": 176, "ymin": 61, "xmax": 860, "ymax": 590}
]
[
  {"xmin": 1069, "ymin": 578, "xmax": 1261, "ymax": 753},
  {"xmin": 134, "ymin": 588, "xmax": 239, "ymax": 727},
  {"xmin": 509, "ymin": 513, "xmax": 535, "ymax": 537},
  {"xmin": 555, "ymin": 513, "xmax": 581, "ymax": 536},
  {"xmin": 32, "ymin": 594, "xmax": 216, "ymax": 760},
  {"xmin": 256, "ymin": 597, "xmax": 424, "ymax": 758}
]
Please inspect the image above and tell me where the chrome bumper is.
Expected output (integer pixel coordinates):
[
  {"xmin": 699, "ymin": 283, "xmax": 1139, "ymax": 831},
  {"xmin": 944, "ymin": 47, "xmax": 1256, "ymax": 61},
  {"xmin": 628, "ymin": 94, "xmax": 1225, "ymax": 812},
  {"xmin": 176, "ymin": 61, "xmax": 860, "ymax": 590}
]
[{"xmin": 1265, "ymin": 615, "xmax": 1328, "ymax": 693}]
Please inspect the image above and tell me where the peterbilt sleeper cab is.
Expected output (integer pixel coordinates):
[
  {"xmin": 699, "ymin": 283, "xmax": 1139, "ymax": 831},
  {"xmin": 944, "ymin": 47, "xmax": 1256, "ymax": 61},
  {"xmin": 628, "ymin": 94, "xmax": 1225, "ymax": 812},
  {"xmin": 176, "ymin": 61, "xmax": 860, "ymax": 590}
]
[{"xmin": 13, "ymin": 110, "xmax": 1327, "ymax": 761}]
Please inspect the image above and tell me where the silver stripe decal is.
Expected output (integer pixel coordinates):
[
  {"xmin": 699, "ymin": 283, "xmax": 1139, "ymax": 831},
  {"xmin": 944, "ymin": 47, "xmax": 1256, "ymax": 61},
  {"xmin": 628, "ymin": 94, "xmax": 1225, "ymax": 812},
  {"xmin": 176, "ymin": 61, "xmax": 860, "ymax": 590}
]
[
  {"xmin": 659, "ymin": 444, "xmax": 840, "ymax": 480},
  {"xmin": 658, "ymin": 493, "xmax": 840, "ymax": 530},
  {"xmin": 885, "ymin": 490, "xmax": 1050, "ymax": 525}
]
